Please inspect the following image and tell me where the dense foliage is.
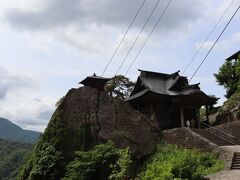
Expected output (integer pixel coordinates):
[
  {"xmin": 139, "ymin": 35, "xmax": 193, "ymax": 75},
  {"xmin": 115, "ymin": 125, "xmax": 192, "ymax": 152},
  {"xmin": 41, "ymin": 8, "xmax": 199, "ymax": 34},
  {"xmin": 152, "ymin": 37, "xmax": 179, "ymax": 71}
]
[
  {"xmin": 105, "ymin": 75, "xmax": 135, "ymax": 99},
  {"xmin": 63, "ymin": 141, "xmax": 131, "ymax": 180},
  {"xmin": 18, "ymin": 108, "xmax": 132, "ymax": 180},
  {"xmin": 222, "ymin": 90, "xmax": 240, "ymax": 110},
  {"xmin": 214, "ymin": 56, "xmax": 240, "ymax": 98},
  {"xmin": 18, "ymin": 142, "xmax": 63, "ymax": 180},
  {"xmin": 138, "ymin": 143, "xmax": 224, "ymax": 180},
  {"xmin": 18, "ymin": 110, "xmax": 67, "ymax": 180},
  {"xmin": 0, "ymin": 139, "xmax": 32, "ymax": 180}
]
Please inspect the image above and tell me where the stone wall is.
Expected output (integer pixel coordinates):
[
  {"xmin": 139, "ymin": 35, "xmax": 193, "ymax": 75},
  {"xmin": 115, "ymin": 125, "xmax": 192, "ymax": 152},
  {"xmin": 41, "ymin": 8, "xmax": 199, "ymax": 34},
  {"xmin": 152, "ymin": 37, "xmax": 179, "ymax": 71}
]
[{"xmin": 162, "ymin": 127, "xmax": 217, "ymax": 152}]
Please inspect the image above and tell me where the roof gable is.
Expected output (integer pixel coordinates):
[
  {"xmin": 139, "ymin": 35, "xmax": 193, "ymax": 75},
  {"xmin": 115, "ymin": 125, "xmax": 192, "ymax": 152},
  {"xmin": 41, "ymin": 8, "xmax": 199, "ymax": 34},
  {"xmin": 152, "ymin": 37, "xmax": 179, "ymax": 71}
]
[
  {"xmin": 226, "ymin": 50, "xmax": 240, "ymax": 61},
  {"xmin": 127, "ymin": 69, "xmax": 217, "ymax": 105},
  {"xmin": 80, "ymin": 74, "xmax": 110, "ymax": 91}
]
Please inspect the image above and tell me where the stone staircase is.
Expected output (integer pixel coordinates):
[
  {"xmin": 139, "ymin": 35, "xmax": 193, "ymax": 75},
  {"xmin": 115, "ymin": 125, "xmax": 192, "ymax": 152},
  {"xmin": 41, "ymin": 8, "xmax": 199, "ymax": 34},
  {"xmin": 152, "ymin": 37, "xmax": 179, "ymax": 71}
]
[
  {"xmin": 162, "ymin": 127, "xmax": 218, "ymax": 152},
  {"xmin": 231, "ymin": 152, "xmax": 240, "ymax": 170},
  {"xmin": 192, "ymin": 129, "xmax": 236, "ymax": 146}
]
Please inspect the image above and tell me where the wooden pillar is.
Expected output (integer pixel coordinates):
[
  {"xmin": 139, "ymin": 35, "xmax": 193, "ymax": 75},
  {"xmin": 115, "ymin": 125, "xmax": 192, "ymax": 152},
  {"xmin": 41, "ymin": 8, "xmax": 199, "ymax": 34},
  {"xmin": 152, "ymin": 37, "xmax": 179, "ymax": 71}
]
[
  {"xmin": 196, "ymin": 109, "xmax": 201, "ymax": 129},
  {"xmin": 180, "ymin": 108, "xmax": 185, "ymax": 127},
  {"xmin": 150, "ymin": 102, "xmax": 155, "ymax": 121},
  {"xmin": 136, "ymin": 104, "xmax": 139, "ymax": 111},
  {"xmin": 150, "ymin": 102, "xmax": 153, "ymax": 115},
  {"xmin": 205, "ymin": 105, "xmax": 210, "ymax": 125}
]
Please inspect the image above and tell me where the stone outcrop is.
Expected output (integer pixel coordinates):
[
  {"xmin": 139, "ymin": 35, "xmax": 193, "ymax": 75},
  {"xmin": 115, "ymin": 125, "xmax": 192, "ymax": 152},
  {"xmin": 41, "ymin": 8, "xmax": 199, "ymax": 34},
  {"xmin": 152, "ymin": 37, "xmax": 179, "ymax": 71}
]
[
  {"xmin": 18, "ymin": 86, "xmax": 160, "ymax": 179},
  {"xmin": 214, "ymin": 105, "xmax": 240, "ymax": 125},
  {"xmin": 47, "ymin": 86, "xmax": 159, "ymax": 160}
]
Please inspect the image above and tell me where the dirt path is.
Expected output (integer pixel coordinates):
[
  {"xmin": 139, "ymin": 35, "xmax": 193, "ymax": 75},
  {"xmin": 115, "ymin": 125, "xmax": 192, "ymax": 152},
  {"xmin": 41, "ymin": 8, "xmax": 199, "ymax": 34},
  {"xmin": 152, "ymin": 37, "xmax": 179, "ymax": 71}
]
[{"xmin": 205, "ymin": 170, "xmax": 240, "ymax": 180}]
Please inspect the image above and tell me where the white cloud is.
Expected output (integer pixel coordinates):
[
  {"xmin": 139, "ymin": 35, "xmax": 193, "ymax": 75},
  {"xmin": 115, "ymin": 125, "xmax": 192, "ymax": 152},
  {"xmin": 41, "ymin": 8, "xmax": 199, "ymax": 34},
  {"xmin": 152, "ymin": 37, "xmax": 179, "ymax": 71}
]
[
  {"xmin": 197, "ymin": 32, "xmax": 240, "ymax": 51},
  {"xmin": 0, "ymin": 0, "xmax": 238, "ymax": 132},
  {"xmin": 0, "ymin": 95, "xmax": 56, "ymax": 132},
  {"xmin": 0, "ymin": 67, "xmax": 55, "ymax": 132},
  {"xmin": 2, "ymin": 0, "xmax": 211, "ymax": 54},
  {"xmin": 0, "ymin": 67, "xmax": 36, "ymax": 99}
]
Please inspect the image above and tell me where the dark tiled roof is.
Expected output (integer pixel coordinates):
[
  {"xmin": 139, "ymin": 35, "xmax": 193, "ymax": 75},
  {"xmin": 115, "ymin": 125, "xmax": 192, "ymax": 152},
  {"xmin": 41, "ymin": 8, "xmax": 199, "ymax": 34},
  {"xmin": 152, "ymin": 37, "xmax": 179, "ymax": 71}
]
[
  {"xmin": 79, "ymin": 75, "xmax": 111, "ymax": 91},
  {"xmin": 126, "ymin": 69, "xmax": 217, "ymax": 104},
  {"xmin": 226, "ymin": 50, "xmax": 240, "ymax": 61}
]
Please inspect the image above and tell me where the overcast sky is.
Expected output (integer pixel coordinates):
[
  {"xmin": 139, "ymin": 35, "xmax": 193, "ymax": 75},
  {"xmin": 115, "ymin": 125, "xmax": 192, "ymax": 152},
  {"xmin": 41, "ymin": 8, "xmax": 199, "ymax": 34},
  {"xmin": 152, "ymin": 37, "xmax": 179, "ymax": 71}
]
[{"xmin": 0, "ymin": 0, "xmax": 239, "ymax": 132}]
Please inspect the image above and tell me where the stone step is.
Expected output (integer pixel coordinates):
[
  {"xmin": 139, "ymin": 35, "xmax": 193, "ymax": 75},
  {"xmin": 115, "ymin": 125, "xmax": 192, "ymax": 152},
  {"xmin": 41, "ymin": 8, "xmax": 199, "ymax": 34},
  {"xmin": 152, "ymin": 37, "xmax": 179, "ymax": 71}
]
[
  {"xmin": 232, "ymin": 164, "xmax": 240, "ymax": 166},
  {"xmin": 231, "ymin": 152, "xmax": 240, "ymax": 170}
]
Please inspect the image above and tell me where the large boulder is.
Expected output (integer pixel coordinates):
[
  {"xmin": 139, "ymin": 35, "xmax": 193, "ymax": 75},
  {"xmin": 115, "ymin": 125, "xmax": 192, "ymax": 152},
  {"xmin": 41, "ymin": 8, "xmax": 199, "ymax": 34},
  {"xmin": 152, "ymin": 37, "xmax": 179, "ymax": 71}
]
[
  {"xmin": 19, "ymin": 87, "xmax": 159, "ymax": 179},
  {"xmin": 56, "ymin": 86, "xmax": 159, "ymax": 159}
]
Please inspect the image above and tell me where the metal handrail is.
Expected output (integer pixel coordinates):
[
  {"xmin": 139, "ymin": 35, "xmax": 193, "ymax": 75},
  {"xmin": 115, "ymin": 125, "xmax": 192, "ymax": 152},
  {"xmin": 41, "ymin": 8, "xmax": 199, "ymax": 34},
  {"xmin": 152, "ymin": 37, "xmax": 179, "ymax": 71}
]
[
  {"xmin": 200, "ymin": 122, "xmax": 237, "ymax": 145},
  {"xmin": 201, "ymin": 121, "xmax": 236, "ymax": 140}
]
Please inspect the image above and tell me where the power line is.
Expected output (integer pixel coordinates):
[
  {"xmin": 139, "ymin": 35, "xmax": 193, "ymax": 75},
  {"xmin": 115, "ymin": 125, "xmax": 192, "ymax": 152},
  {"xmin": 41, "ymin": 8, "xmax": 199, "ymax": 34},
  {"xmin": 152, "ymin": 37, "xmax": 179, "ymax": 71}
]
[
  {"xmin": 125, "ymin": 0, "xmax": 173, "ymax": 76},
  {"xmin": 115, "ymin": 0, "xmax": 162, "ymax": 75},
  {"xmin": 182, "ymin": 0, "xmax": 236, "ymax": 75},
  {"xmin": 189, "ymin": 4, "xmax": 240, "ymax": 83},
  {"xmin": 101, "ymin": 0, "xmax": 147, "ymax": 77}
]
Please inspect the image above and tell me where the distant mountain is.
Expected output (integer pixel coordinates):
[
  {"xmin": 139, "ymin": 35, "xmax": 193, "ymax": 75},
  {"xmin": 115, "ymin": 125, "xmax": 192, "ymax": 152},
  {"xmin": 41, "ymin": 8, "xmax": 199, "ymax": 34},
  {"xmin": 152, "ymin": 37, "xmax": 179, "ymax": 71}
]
[{"xmin": 0, "ymin": 117, "xmax": 40, "ymax": 144}]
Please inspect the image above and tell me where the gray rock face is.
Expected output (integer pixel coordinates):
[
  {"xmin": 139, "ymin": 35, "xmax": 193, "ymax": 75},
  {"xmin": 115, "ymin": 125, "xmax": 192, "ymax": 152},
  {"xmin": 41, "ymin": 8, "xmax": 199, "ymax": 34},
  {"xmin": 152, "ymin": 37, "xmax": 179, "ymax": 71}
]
[
  {"xmin": 214, "ymin": 104, "xmax": 240, "ymax": 126},
  {"xmin": 58, "ymin": 86, "xmax": 159, "ymax": 158}
]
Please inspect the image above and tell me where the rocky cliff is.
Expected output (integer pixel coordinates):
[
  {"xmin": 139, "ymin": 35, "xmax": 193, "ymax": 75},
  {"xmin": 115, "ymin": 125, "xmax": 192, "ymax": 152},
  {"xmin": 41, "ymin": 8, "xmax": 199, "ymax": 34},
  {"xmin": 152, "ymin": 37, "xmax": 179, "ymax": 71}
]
[
  {"xmin": 213, "ymin": 92, "xmax": 240, "ymax": 126},
  {"xmin": 19, "ymin": 87, "xmax": 159, "ymax": 179}
]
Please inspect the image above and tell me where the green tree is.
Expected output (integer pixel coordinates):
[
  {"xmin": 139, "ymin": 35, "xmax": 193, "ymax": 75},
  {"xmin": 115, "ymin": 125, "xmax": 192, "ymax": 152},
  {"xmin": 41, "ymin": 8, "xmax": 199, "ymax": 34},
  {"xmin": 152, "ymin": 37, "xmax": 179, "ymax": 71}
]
[
  {"xmin": 105, "ymin": 75, "xmax": 135, "ymax": 99},
  {"xmin": 63, "ymin": 141, "xmax": 132, "ymax": 180},
  {"xmin": 18, "ymin": 142, "xmax": 63, "ymax": 180},
  {"xmin": 0, "ymin": 139, "xmax": 32, "ymax": 180},
  {"xmin": 214, "ymin": 56, "xmax": 240, "ymax": 98}
]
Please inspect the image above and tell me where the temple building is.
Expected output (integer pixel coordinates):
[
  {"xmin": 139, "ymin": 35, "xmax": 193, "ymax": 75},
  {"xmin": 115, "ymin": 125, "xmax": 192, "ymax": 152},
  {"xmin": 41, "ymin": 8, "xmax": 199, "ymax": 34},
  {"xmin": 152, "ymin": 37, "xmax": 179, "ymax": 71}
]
[
  {"xmin": 126, "ymin": 69, "xmax": 217, "ymax": 130},
  {"xmin": 80, "ymin": 73, "xmax": 110, "ymax": 91},
  {"xmin": 226, "ymin": 50, "xmax": 240, "ymax": 61}
]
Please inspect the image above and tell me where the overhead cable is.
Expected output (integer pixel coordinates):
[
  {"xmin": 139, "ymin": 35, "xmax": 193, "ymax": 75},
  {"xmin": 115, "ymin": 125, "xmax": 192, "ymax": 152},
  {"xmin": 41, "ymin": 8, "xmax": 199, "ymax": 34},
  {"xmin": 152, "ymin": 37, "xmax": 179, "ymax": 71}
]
[
  {"xmin": 101, "ymin": 0, "xmax": 147, "ymax": 76},
  {"xmin": 115, "ymin": 0, "xmax": 162, "ymax": 75},
  {"xmin": 182, "ymin": 0, "xmax": 236, "ymax": 75},
  {"xmin": 189, "ymin": 4, "xmax": 240, "ymax": 82},
  {"xmin": 125, "ymin": 0, "xmax": 173, "ymax": 76}
]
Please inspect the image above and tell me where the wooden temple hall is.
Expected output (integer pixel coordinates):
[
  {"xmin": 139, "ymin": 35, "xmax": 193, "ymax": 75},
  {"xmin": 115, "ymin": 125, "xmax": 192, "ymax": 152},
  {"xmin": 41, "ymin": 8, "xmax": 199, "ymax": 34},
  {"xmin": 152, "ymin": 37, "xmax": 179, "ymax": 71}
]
[
  {"xmin": 126, "ymin": 70, "xmax": 217, "ymax": 130},
  {"xmin": 80, "ymin": 70, "xmax": 217, "ymax": 130}
]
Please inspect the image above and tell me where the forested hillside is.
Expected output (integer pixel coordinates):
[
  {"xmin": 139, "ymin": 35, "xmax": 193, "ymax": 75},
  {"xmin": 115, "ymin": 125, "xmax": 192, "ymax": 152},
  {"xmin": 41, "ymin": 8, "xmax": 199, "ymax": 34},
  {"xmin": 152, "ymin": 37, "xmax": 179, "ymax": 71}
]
[{"xmin": 0, "ymin": 139, "xmax": 33, "ymax": 180}]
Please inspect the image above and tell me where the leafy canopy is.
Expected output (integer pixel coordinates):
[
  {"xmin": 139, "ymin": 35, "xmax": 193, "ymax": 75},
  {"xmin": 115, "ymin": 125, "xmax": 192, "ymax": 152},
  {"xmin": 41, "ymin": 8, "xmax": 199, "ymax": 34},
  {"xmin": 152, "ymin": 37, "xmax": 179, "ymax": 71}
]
[
  {"xmin": 63, "ymin": 141, "xmax": 131, "ymax": 180},
  {"xmin": 18, "ymin": 142, "xmax": 63, "ymax": 180},
  {"xmin": 105, "ymin": 75, "xmax": 135, "ymax": 99},
  {"xmin": 0, "ymin": 139, "xmax": 32, "ymax": 180},
  {"xmin": 214, "ymin": 55, "xmax": 240, "ymax": 98}
]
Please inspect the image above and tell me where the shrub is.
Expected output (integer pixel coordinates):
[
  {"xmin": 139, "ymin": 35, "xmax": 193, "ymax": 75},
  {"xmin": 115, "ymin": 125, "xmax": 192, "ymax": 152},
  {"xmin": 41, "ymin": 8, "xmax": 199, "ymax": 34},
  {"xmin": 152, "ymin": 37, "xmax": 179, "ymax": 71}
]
[
  {"xmin": 109, "ymin": 147, "xmax": 132, "ymax": 180},
  {"xmin": 223, "ymin": 90, "xmax": 240, "ymax": 110},
  {"xmin": 138, "ymin": 143, "xmax": 224, "ymax": 180},
  {"xmin": 63, "ymin": 141, "xmax": 132, "ymax": 180}
]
